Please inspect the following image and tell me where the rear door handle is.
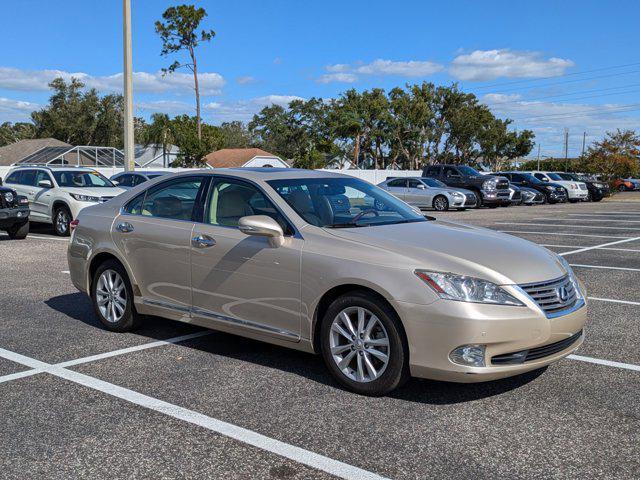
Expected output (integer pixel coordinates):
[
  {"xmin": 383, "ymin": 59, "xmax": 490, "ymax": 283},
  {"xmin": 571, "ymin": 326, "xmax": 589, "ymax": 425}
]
[
  {"xmin": 116, "ymin": 222, "xmax": 134, "ymax": 233},
  {"xmin": 192, "ymin": 234, "xmax": 216, "ymax": 248}
]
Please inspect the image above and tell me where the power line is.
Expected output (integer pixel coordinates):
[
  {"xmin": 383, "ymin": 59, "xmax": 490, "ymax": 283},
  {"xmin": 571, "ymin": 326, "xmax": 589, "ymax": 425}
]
[
  {"xmin": 507, "ymin": 103, "xmax": 640, "ymax": 122},
  {"xmin": 485, "ymin": 82, "xmax": 640, "ymax": 106},
  {"xmin": 469, "ymin": 61, "xmax": 640, "ymax": 90}
]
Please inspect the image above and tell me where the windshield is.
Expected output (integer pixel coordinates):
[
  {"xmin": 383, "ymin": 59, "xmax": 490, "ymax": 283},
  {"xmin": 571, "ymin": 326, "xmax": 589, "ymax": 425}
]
[
  {"xmin": 421, "ymin": 178, "xmax": 446, "ymax": 188},
  {"xmin": 53, "ymin": 171, "xmax": 115, "ymax": 188},
  {"xmin": 546, "ymin": 173, "xmax": 564, "ymax": 181},
  {"xmin": 458, "ymin": 166, "xmax": 480, "ymax": 176},
  {"xmin": 521, "ymin": 173, "xmax": 543, "ymax": 184},
  {"xmin": 267, "ymin": 177, "xmax": 427, "ymax": 228},
  {"xmin": 556, "ymin": 172, "xmax": 577, "ymax": 181}
]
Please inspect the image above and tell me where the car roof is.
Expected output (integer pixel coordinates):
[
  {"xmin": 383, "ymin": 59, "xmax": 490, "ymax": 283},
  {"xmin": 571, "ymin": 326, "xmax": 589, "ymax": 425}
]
[{"xmin": 188, "ymin": 167, "xmax": 349, "ymax": 181}]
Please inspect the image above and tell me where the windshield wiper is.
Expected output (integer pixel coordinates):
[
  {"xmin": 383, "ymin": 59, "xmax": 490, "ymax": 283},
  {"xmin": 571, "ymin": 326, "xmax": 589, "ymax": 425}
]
[{"xmin": 325, "ymin": 222, "xmax": 368, "ymax": 228}]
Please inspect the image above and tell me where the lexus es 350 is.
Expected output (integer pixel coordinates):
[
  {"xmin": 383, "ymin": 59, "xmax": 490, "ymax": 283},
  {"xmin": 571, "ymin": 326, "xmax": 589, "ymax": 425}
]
[{"xmin": 68, "ymin": 169, "xmax": 587, "ymax": 396}]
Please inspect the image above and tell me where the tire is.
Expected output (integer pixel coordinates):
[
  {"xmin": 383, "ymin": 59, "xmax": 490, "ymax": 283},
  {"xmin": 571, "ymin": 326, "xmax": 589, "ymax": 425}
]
[
  {"xmin": 568, "ymin": 199, "xmax": 578, "ymax": 203},
  {"xmin": 432, "ymin": 195, "xmax": 449, "ymax": 211},
  {"xmin": 53, "ymin": 206, "xmax": 72, "ymax": 237},
  {"xmin": 618, "ymin": 185, "xmax": 626, "ymax": 192},
  {"xmin": 91, "ymin": 259, "xmax": 141, "ymax": 332},
  {"xmin": 320, "ymin": 291, "xmax": 410, "ymax": 396},
  {"xmin": 7, "ymin": 221, "xmax": 29, "ymax": 239},
  {"xmin": 592, "ymin": 197, "xmax": 603, "ymax": 202}
]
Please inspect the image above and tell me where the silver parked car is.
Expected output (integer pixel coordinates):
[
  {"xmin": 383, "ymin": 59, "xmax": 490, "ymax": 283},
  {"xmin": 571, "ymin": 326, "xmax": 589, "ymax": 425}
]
[
  {"xmin": 110, "ymin": 170, "xmax": 171, "ymax": 189},
  {"xmin": 68, "ymin": 168, "xmax": 587, "ymax": 396},
  {"xmin": 378, "ymin": 177, "xmax": 477, "ymax": 211}
]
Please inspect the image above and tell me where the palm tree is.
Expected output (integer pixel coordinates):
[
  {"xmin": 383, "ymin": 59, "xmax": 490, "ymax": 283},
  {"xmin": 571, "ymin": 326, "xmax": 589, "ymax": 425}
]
[{"xmin": 141, "ymin": 113, "xmax": 175, "ymax": 167}]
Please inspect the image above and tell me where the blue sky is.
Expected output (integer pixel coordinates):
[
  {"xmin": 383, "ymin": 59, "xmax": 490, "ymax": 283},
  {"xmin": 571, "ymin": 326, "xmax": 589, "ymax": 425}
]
[{"xmin": 1, "ymin": 0, "xmax": 639, "ymax": 157}]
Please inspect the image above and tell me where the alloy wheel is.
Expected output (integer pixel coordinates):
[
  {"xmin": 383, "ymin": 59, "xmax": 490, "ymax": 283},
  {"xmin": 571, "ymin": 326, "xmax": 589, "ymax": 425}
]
[
  {"xmin": 329, "ymin": 306, "xmax": 390, "ymax": 383},
  {"xmin": 434, "ymin": 196, "xmax": 448, "ymax": 211},
  {"xmin": 96, "ymin": 269, "xmax": 127, "ymax": 323},
  {"xmin": 55, "ymin": 210, "xmax": 70, "ymax": 235}
]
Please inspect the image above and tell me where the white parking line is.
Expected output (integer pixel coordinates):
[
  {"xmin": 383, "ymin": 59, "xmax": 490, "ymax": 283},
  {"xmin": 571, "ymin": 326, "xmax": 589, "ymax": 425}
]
[
  {"xmin": 500, "ymin": 230, "xmax": 629, "ymax": 239},
  {"xmin": 571, "ymin": 264, "xmax": 640, "ymax": 272},
  {"xmin": 496, "ymin": 222, "xmax": 640, "ymax": 231},
  {"xmin": 588, "ymin": 297, "xmax": 640, "ymax": 306},
  {"xmin": 61, "ymin": 270, "xmax": 70, "ymax": 274},
  {"xmin": 540, "ymin": 244, "xmax": 640, "ymax": 252},
  {"xmin": 568, "ymin": 212, "xmax": 640, "ymax": 217},
  {"xmin": 568, "ymin": 354, "xmax": 640, "ymax": 372},
  {"xmin": 0, "ymin": 347, "xmax": 388, "ymax": 480},
  {"xmin": 0, "ymin": 331, "xmax": 212, "ymax": 384},
  {"xmin": 534, "ymin": 217, "xmax": 640, "ymax": 224},
  {"xmin": 558, "ymin": 236, "xmax": 640, "ymax": 256},
  {"xmin": 27, "ymin": 235, "xmax": 69, "ymax": 242}
]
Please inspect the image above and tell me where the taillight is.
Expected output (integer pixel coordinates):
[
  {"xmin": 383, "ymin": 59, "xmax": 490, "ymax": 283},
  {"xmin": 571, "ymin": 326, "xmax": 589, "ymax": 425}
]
[{"xmin": 70, "ymin": 219, "xmax": 79, "ymax": 231}]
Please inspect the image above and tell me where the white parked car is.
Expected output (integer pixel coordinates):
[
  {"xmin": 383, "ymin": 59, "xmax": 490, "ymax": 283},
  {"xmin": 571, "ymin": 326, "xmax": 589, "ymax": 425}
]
[
  {"xmin": 4, "ymin": 166, "xmax": 125, "ymax": 236},
  {"xmin": 378, "ymin": 177, "xmax": 477, "ymax": 211},
  {"xmin": 525, "ymin": 171, "xmax": 589, "ymax": 203}
]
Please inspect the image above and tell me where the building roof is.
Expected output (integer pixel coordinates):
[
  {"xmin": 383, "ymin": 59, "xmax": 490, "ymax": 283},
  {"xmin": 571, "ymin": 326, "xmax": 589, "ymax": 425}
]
[
  {"xmin": 203, "ymin": 148, "xmax": 284, "ymax": 168},
  {"xmin": 0, "ymin": 138, "xmax": 71, "ymax": 166}
]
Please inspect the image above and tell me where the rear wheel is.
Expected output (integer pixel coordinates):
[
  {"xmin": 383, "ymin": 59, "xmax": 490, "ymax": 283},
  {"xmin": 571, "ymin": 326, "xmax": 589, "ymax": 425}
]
[
  {"xmin": 618, "ymin": 184, "xmax": 626, "ymax": 192},
  {"xmin": 432, "ymin": 195, "xmax": 449, "ymax": 211},
  {"xmin": 53, "ymin": 206, "xmax": 71, "ymax": 236},
  {"xmin": 91, "ymin": 259, "xmax": 141, "ymax": 332},
  {"xmin": 7, "ymin": 221, "xmax": 29, "ymax": 239},
  {"xmin": 320, "ymin": 292, "xmax": 409, "ymax": 396}
]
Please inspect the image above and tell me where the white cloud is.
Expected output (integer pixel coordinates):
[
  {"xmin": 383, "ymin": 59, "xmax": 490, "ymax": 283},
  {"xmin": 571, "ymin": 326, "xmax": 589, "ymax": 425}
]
[
  {"xmin": 203, "ymin": 94, "xmax": 305, "ymax": 122},
  {"xmin": 236, "ymin": 76, "xmax": 257, "ymax": 85},
  {"xmin": 136, "ymin": 100, "xmax": 193, "ymax": 114},
  {"xmin": 318, "ymin": 59, "xmax": 443, "ymax": 83},
  {"xmin": 317, "ymin": 73, "xmax": 358, "ymax": 84},
  {"xmin": 450, "ymin": 49, "xmax": 574, "ymax": 81},
  {"xmin": 0, "ymin": 67, "xmax": 225, "ymax": 95},
  {"xmin": 0, "ymin": 97, "xmax": 40, "ymax": 122}
]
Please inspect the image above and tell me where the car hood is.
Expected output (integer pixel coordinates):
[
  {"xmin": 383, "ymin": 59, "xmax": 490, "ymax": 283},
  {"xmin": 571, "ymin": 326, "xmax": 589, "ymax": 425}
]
[
  {"xmin": 64, "ymin": 187, "xmax": 125, "ymax": 198},
  {"xmin": 324, "ymin": 220, "xmax": 565, "ymax": 285}
]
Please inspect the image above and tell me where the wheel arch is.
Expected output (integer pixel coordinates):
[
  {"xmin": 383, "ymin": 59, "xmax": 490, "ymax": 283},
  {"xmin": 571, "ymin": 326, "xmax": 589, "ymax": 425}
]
[
  {"xmin": 51, "ymin": 199, "xmax": 71, "ymax": 219},
  {"xmin": 310, "ymin": 283, "xmax": 407, "ymax": 355},
  {"xmin": 87, "ymin": 249, "xmax": 139, "ymax": 297}
]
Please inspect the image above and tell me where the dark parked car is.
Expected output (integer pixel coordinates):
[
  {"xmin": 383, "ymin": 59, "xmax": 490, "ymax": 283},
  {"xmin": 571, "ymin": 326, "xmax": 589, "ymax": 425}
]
[
  {"xmin": 495, "ymin": 172, "xmax": 567, "ymax": 204},
  {"xmin": 553, "ymin": 172, "xmax": 610, "ymax": 201},
  {"xmin": 0, "ymin": 185, "xmax": 30, "ymax": 239},
  {"xmin": 110, "ymin": 170, "xmax": 171, "ymax": 190},
  {"xmin": 422, "ymin": 164, "xmax": 510, "ymax": 207},
  {"xmin": 520, "ymin": 186, "xmax": 546, "ymax": 205}
]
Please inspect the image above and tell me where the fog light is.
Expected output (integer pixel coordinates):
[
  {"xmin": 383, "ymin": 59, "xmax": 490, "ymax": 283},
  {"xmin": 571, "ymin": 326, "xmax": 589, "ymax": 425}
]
[{"xmin": 450, "ymin": 345, "xmax": 486, "ymax": 367}]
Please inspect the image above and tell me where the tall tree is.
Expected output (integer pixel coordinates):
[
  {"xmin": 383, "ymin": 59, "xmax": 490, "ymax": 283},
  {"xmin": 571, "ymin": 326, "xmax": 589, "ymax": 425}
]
[
  {"xmin": 0, "ymin": 122, "xmax": 36, "ymax": 147},
  {"xmin": 155, "ymin": 4, "xmax": 215, "ymax": 140},
  {"xmin": 139, "ymin": 113, "xmax": 176, "ymax": 167}
]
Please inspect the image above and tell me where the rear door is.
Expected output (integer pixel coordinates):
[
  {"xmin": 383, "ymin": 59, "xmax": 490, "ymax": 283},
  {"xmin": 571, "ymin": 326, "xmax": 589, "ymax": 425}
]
[
  {"xmin": 112, "ymin": 175, "xmax": 207, "ymax": 316},
  {"xmin": 190, "ymin": 176, "xmax": 303, "ymax": 341},
  {"xmin": 384, "ymin": 178, "xmax": 407, "ymax": 200}
]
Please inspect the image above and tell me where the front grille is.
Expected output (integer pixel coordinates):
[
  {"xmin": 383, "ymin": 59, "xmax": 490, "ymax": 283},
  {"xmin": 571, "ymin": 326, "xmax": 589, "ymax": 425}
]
[
  {"xmin": 491, "ymin": 330, "xmax": 583, "ymax": 365},
  {"xmin": 496, "ymin": 180, "xmax": 509, "ymax": 190},
  {"xmin": 579, "ymin": 184, "xmax": 587, "ymax": 190},
  {"xmin": 519, "ymin": 274, "xmax": 579, "ymax": 316},
  {"xmin": 464, "ymin": 193, "xmax": 476, "ymax": 205},
  {"xmin": 556, "ymin": 187, "xmax": 565, "ymax": 193}
]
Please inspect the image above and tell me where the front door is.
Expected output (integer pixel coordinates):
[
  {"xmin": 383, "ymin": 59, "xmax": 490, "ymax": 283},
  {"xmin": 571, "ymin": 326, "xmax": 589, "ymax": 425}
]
[
  {"xmin": 405, "ymin": 179, "xmax": 430, "ymax": 207},
  {"xmin": 112, "ymin": 175, "xmax": 207, "ymax": 316},
  {"xmin": 385, "ymin": 179, "xmax": 407, "ymax": 201},
  {"xmin": 190, "ymin": 176, "xmax": 303, "ymax": 341}
]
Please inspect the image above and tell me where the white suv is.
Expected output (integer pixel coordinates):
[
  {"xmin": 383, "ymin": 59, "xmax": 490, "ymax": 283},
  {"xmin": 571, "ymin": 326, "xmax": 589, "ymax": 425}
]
[
  {"xmin": 525, "ymin": 171, "xmax": 589, "ymax": 203},
  {"xmin": 4, "ymin": 166, "xmax": 125, "ymax": 236}
]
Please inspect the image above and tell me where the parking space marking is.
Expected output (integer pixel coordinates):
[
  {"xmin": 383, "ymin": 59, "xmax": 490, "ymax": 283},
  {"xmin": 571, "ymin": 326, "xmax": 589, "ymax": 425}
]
[
  {"xmin": 534, "ymin": 217, "xmax": 640, "ymax": 223},
  {"xmin": 26, "ymin": 235, "xmax": 69, "ymax": 242},
  {"xmin": 0, "ymin": 331, "xmax": 212, "ymax": 384},
  {"xmin": 0, "ymin": 347, "xmax": 388, "ymax": 480},
  {"xmin": 588, "ymin": 297, "xmax": 640, "ymax": 306},
  {"xmin": 568, "ymin": 212, "xmax": 640, "ymax": 217},
  {"xmin": 499, "ymin": 231, "xmax": 629, "ymax": 239},
  {"xmin": 540, "ymin": 244, "xmax": 640, "ymax": 252},
  {"xmin": 61, "ymin": 270, "xmax": 70, "ymax": 274},
  {"xmin": 496, "ymin": 222, "xmax": 640, "ymax": 231},
  {"xmin": 571, "ymin": 264, "xmax": 640, "ymax": 272},
  {"xmin": 558, "ymin": 236, "xmax": 640, "ymax": 256},
  {"xmin": 568, "ymin": 354, "xmax": 640, "ymax": 372}
]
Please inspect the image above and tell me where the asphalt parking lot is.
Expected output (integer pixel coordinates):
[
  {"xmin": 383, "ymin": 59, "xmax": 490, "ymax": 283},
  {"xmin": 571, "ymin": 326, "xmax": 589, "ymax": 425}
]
[{"xmin": 1, "ymin": 197, "xmax": 639, "ymax": 480}]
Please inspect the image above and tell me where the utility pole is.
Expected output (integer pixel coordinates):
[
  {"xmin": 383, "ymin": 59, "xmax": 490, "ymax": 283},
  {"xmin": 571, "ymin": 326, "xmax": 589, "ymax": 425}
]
[
  {"xmin": 581, "ymin": 131, "xmax": 587, "ymax": 156},
  {"xmin": 537, "ymin": 143, "xmax": 541, "ymax": 170},
  {"xmin": 123, "ymin": 0, "xmax": 135, "ymax": 171},
  {"xmin": 563, "ymin": 128, "xmax": 569, "ymax": 172}
]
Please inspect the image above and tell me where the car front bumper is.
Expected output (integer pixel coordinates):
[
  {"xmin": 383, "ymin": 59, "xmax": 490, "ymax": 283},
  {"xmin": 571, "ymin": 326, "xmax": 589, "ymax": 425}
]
[
  {"xmin": 397, "ymin": 293, "xmax": 587, "ymax": 383},
  {"xmin": 0, "ymin": 206, "xmax": 29, "ymax": 229},
  {"xmin": 567, "ymin": 189, "xmax": 589, "ymax": 200}
]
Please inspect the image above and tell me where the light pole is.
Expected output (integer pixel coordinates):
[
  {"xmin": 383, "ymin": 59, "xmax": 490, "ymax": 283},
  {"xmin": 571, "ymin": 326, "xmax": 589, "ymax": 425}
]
[{"xmin": 123, "ymin": 0, "xmax": 135, "ymax": 171}]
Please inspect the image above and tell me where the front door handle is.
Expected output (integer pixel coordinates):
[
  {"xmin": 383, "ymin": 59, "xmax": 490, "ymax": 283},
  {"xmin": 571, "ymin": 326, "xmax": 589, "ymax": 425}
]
[
  {"xmin": 192, "ymin": 234, "xmax": 216, "ymax": 248},
  {"xmin": 116, "ymin": 222, "xmax": 134, "ymax": 233}
]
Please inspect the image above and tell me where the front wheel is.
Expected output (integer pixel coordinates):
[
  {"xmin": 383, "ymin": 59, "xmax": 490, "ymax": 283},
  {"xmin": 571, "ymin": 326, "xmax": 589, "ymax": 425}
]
[
  {"xmin": 618, "ymin": 184, "xmax": 626, "ymax": 192},
  {"xmin": 91, "ymin": 259, "xmax": 141, "ymax": 332},
  {"xmin": 53, "ymin": 206, "xmax": 71, "ymax": 236},
  {"xmin": 432, "ymin": 195, "xmax": 449, "ymax": 211},
  {"xmin": 7, "ymin": 221, "xmax": 29, "ymax": 239},
  {"xmin": 320, "ymin": 292, "xmax": 409, "ymax": 396}
]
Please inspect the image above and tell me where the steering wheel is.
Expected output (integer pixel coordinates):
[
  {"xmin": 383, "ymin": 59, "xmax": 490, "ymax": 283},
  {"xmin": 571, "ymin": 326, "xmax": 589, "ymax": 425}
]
[{"xmin": 352, "ymin": 208, "xmax": 380, "ymax": 223}]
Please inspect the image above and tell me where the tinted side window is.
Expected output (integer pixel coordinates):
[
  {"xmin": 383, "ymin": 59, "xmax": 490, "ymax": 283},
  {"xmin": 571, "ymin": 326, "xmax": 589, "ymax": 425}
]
[
  {"xmin": 424, "ymin": 166, "xmax": 439, "ymax": 176},
  {"xmin": 407, "ymin": 179, "xmax": 421, "ymax": 188},
  {"xmin": 5, "ymin": 171, "xmax": 22, "ymax": 184},
  {"xmin": 511, "ymin": 173, "xmax": 524, "ymax": 182},
  {"xmin": 534, "ymin": 173, "xmax": 546, "ymax": 181},
  {"xmin": 127, "ymin": 177, "xmax": 205, "ymax": 220},
  {"xmin": 115, "ymin": 174, "xmax": 133, "ymax": 187},
  {"xmin": 34, "ymin": 171, "xmax": 51, "ymax": 186},
  {"xmin": 444, "ymin": 167, "xmax": 459, "ymax": 178},
  {"xmin": 132, "ymin": 175, "xmax": 147, "ymax": 186},
  {"xmin": 21, "ymin": 170, "xmax": 37, "ymax": 186},
  {"xmin": 387, "ymin": 179, "xmax": 406, "ymax": 187}
]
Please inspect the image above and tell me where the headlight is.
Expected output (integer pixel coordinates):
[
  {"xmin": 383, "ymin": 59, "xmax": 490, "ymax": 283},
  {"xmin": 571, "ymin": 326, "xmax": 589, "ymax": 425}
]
[
  {"xmin": 482, "ymin": 178, "xmax": 498, "ymax": 191},
  {"xmin": 545, "ymin": 185, "xmax": 555, "ymax": 190},
  {"xmin": 558, "ymin": 256, "xmax": 583, "ymax": 300},
  {"xmin": 415, "ymin": 270, "xmax": 524, "ymax": 305},
  {"xmin": 570, "ymin": 183, "xmax": 578, "ymax": 189},
  {"xmin": 70, "ymin": 193, "xmax": 100, "ymax": 202},
  {"xmin": 18, "ymin": 196, "xmax": 28, "ymax": 205},
  {"xmin": 450, "ymin": 191, "xmax": 464, "ymax": 198},
  {"xmin": 3, "ymin": 192, "xmax": 14, "ymax": 203}
]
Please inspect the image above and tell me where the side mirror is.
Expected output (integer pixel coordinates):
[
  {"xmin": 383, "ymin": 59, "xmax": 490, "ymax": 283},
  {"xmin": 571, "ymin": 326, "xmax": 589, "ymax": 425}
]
[
  {"xmin": 111, "ymin": 180, "xmax": 120, "ymax": 186},
  {"xmin": 417, "ymin": 184, "xmax": 426, "ymax": 190},
  {"xmin": 238, "ymin": 215, "xmax": 284, "ymax": 247},
  {"xmin": 38, "ymin": 179, "xmax": 53, "ymax": 188}
]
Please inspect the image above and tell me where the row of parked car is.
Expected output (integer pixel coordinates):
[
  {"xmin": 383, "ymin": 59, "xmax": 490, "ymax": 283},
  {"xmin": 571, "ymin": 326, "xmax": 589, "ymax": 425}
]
[
  {"xmin": 378, "ymin": 164, "xmax": 614, "ymax": 211},
  {"xmin": 0, "ymin": 163, "xmax": 629, "ymax": 239}
]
